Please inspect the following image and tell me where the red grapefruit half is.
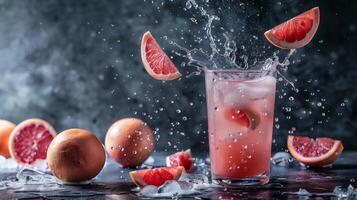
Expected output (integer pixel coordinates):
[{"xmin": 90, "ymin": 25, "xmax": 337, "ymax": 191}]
[
  {"xmin": 287, "ymin": 135, "xmax": 344, "ymax": 167},
  {"xmin": 0, "ymin": 120, "xmax": 16, "ymax": 158},
  {"xmin": 264, "ymin": 7, "xmax": 320, "ymax": 49},
  {"xmin": 141, "ymin": 31, "xmax": 181, "ymax": 81},
  {"xmin": 224, "ymin": 107, "xmax": 260, "ymax": 130},
  {"xmin": 166, "ymin": 149, "xmax": 193, "ymax": 171},
  {"xmin": 9, "ymin": 118, "xmax": 56, "ymax": 165},
  {"xmin": 129, "ymin": 166, "xmax": 185, "ymax": 187}
]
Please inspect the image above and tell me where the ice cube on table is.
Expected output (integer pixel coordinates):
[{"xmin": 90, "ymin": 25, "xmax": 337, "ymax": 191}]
[
  {"xmin": 177, "ymin": 181, "xmax": 194, "ymax": 191},
  {"xmin": 16, "ymin": 167, "xmax": 57, "ymax": 184},
  {"xmin": 271, "ymin": 152, "xmax": 293, "ymax": 167},
  {"xmin": 296, "ymin": 188, "xmax": 311, "ymax": 200},
  {"xmin": 140, "ymin": 185, "xmax": 159, "ymax": 196},
  {"xmin": 0, "ymin": 156, "xmax": 19, "ymax": 170},
  {"xmin": 297, "ymin": 188, "xmax": 311, "ymax": 196},
  {"xmin": 179, "ymin": 173, "xmax": 209, "ymax": 185},
  {"xmin": 158, "ymin": 180, "xmax": 182, "ymax": 195},
  {"xmin": 333, "ymin": 185, "xmax": 357, "ymax": 199},
  {"xmin": 347, "ymin": 185, "xmax": 357, "ymax": 198},
  {"xmin": 143, "ymin": 156, "xmax": 155, "ymax": 166}
]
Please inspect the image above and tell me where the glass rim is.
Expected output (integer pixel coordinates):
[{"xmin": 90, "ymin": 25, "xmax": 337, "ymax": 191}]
[{"xmin": 204, "ymin": 68, "xmax": 272, "ymax": 74}]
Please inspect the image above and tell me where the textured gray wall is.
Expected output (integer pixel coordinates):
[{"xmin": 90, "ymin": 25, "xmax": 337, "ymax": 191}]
[{"xmin": 0, "ymin": 0, "xmax": 356, "ymax": 151}]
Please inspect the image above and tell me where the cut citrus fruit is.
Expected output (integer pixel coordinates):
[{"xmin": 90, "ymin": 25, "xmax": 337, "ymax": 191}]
[
  {"xmin": 287, "ymin": 135, "xmax": 344, "ymax": 167},
  {"xmin": 141, "ymin": 31, "xmax": 181, "ymax": 81},
  {"xmin": 166, "ymin": 149, "xmax": 193, "ymax": 171},
  {"xmin": 224, "ymin": 107, "xmax": 260, "ymax": 129},
  {"xmin": 0, "ymin": 120, "xmax": 16, "ymax": 158},
  {"xmin": 129, "ymin": 166, "xmax": 185, "ymax": 187},
  {"xmin": 264, "ymin": 7, "xmax": 320, "ymax": 49},
  {"xmin": 9, "ymin": 118, "xmax": 56, "ymax": 165}
]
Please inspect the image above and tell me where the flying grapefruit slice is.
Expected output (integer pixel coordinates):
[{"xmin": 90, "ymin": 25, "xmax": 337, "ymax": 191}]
[
  {"xmin": 9, "ymin": 119, "xmax": 57, "ymax": 165},
  {"xmin": 287, "ymin": 135, "xmax": 344, "ymax": 167},
  {"xmin": 224, "ymin": 107, "xmax": 260, "ymax": 130},
  {"xmin": 264, "ymin": 7, "xmax": 320, "ymax": 49},
  {"xmin": 141, "ymin": 31, "xmax": 181, "ymax": 81},
  {"xmin": 166, "ymin": 149, "xmax": 193, "ymax": 171},
  {"xmin": 129, "ymin": 166, "xmax": 185, "ymax": 187}
]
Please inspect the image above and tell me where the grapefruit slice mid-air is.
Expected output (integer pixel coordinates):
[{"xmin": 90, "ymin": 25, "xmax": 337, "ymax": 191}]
[
  {"xmin": 264, "ymin": 7, "xmax": 320, "ymax": 49},
  {"xmin": 9, "ymin": 118, "xmax": 57, "ymax": 165},
  {"xmin": 287, "ymin": 135, "xmax": 344, "ymax": 167},
  {"xmin": 166, "ymin": 149, "xmax": 193, "ymax": 171},
  {"xmin": 129, "ymin": 166, "xmax": 185, "ymax": 187},
  {"xmin": 141, "ymin": 31, "xmax": 181, "ymax": 81}
]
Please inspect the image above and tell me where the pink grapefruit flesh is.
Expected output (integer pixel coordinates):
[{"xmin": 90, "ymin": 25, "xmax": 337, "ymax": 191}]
[
  {"xmin": 264, "ymin": 7, "xmax": 320, "ymax": 49},
  {"xmin": 129, "ymin": 166, "xmax": 185, "ymax": 187},
  {"xmin": 141, "ymin": 31, "xmax": 181, "ymax": 81},
  {"xmin": 287, "ymin": 135, "xmax": 344, "ymax": 167},
  {"xmin": 9, "ymin": 119, "xmax": 56, "ymax": 165},
  {"xmin": 166, "ymin": 149, "xmax": 193, "ymax": 171}
]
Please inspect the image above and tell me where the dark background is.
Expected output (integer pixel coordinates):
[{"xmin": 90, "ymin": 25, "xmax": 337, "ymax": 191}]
[{"xmin": 0, "ymin": 0, "xmax": 356, "ymax": 152}]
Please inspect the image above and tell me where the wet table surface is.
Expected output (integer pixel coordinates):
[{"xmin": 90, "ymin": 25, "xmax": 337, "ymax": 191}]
[{"xmin": 0, "ymin": 151, "xmax": 356, "ymax": 200}]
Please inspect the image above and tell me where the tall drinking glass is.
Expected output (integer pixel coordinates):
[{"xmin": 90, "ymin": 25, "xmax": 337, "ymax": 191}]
[{"xmin": 205, "ymin": 68, "xmax": 277, "ymax": 186}]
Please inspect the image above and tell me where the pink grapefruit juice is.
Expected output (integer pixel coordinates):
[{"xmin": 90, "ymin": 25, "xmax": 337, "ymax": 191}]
[{"xmin": 205, "ymin": 69, "xmax": 276, "ymax": 185}]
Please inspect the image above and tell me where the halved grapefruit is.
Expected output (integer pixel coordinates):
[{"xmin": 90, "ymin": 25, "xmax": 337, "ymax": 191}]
[
  {"xmin": 166, "ymin": 149, "xmax": 193, "ymax": 171},
  {"xmin": 224, "ymin": 107, "xmax": 260, "ymax": 130},
  {"xmin": 129, "ymin": 166, "xmax": 185, "ymax": 187},
  {"xmin": 264, "ymin": 7, "xmax": 320, "ymax": 49},
  {"xmin": 0, "ymin": 120, "xmax": 16, "ymax": 158},
  {"xmin": 9, "ymin": 118, "xmax": 57, "ymax": 165},
  {"xmin": 141, "ymin": 31, "xmax": 181, "ymax": 81},
  {"xmin": 287, "ymin": 135, "xmax": 344, "ymax": 167}
]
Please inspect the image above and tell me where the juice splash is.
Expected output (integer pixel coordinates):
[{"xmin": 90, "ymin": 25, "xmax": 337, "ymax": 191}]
[{"xmin": 171, "ymin": 0, "xmax": 297, "ymax": 81}]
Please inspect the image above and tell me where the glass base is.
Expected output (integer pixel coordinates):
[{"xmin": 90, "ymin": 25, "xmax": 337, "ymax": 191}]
[{"xmin": 212, "ymin": 174, "xmax": 269, "ymax": 187}]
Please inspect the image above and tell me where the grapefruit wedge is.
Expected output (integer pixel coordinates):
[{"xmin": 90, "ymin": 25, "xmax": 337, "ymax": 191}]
[
  {"xmin": 9, "ymin": 119, "xmax": 56, "ymax": 165},
  {"xmin": 129, "ymin": 166, "xmax": 185, "ymax": 187},
  {"xmin": 166, "ymin": 149, "xmax": 193, "ymax": 171},
  {"xmin": 141, "ymin": 31, "xmax": 181, "ymax": 81},
  {"xmin": 224, "ymin": 107, "xmax": 260, "ymax": 130},
  {"xmin": 287, "ymin": 135, "xmax": 344, "ymax": 167},
  {"xmin": 264, "ymin": 7, "xmax": 320, "ymax": 49}
]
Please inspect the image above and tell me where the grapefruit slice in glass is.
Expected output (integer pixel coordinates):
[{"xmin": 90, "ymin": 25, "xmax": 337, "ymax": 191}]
[
  {"xmin": 9, "ymin": 118, "xmax": 56, "ymax": 165},
  {"xmin": 224, "ymin": 107, "xmax": 260, "ymax": 130},
  {"xmin": 129, "ymin": 166, "xmax": 185, "ymax": 187},
  {"xmin": 166, "ymin": 149, "xmax": 193, "ymax": 171},
  {"xmin": 141, "ymin": 31, "xmax": 181, "ymax": 81},
  {"xmin": 264, "ymin": 7, "xmax": 320, "ymax": 49},
  {"xmin": 287, "ymin": 135, "xmax": 344, "ymax": 167}
]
